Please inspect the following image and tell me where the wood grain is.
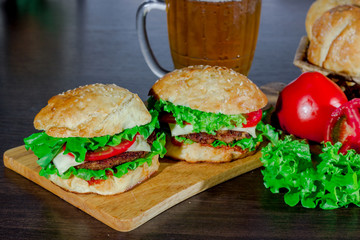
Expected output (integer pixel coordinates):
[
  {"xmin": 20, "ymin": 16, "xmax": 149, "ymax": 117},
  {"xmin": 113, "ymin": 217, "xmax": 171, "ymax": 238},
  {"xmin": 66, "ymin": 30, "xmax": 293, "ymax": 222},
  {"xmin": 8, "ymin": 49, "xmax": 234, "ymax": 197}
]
[{"xmin": 3, "ymin": 145, "xmax": 263, "ymax": 232}]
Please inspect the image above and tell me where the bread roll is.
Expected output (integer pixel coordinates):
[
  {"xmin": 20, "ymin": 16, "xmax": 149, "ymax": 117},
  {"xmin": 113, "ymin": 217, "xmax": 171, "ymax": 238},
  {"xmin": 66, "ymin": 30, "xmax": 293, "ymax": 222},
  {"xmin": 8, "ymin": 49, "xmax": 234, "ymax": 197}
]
[
  {"xmin": 34, "ymin": 83, "xmax": 151, "ymax": 138},
  {"xmin": 149, "ymin": 65, "xmax": 267, "ymax": 115},
  {"xmin": 165, "ymin": 140, "xmax": 258, "ymax": 163},
  {"xmin": 307, "ymin": 5, "xmax": 360, "ymax": 77},
  {"xmin": 305, "ymin": 0, "xmax": 360, "ymax": 41}
]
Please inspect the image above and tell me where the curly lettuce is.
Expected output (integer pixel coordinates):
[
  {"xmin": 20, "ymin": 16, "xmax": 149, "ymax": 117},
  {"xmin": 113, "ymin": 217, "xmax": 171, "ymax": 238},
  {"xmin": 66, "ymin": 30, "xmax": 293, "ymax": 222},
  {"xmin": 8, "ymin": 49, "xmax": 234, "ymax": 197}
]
[
  {"xmin": 261, "ymin": 134, "xmax": 360, "ymax": 209},
  {"xmin": 148, "ymin": 97, "xmax": 247, "ymax": 134}
]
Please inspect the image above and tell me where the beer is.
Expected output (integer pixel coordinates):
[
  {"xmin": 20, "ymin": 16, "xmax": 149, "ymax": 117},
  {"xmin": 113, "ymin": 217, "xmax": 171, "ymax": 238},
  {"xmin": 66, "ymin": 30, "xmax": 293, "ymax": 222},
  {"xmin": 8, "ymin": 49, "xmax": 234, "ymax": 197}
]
[{"xmin": 166, "ymin": 0, "xmax": 261, "ymax": 75}]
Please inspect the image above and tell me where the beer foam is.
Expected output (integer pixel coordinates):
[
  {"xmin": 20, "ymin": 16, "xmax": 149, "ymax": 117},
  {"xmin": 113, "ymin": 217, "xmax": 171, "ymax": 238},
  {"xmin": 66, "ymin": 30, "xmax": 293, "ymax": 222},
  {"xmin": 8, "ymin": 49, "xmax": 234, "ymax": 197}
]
[{"xmin": 194, "ymin": 0, "xmax": 243, "ymax": 1}]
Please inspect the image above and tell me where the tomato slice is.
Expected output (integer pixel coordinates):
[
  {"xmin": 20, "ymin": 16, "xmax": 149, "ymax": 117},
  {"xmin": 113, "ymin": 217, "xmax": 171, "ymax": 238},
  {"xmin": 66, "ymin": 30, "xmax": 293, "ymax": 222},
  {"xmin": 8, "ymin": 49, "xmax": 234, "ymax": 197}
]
[
  {"xmin": 242, "ymin": 109, "xmax": 262, "ymax": 128},
  {"xmin": 85, "ymin": 134, "xmax": 138, "ymax": 161},
  {"xmin": 325, "ymin": 99, "xmax": 360, "ymax": 154},
  {"xmin": 63, "ymin": 134, "xmax": 138, "ymax": 161}
]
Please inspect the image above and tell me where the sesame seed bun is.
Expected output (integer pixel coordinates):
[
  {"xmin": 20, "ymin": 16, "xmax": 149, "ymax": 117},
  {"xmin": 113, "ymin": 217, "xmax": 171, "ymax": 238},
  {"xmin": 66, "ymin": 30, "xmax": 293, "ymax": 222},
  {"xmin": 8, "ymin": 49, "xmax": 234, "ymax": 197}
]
[
  {"xmin": 34, "ymin": 83, "xmax": 151, "ymax": 138},
  {"xmin": 149, "ymin": 65, "xmax": 267, "ymax": 115},
  {"xmin": 165, "ymin": 140, "xmax": 259, "ymax": 163}
]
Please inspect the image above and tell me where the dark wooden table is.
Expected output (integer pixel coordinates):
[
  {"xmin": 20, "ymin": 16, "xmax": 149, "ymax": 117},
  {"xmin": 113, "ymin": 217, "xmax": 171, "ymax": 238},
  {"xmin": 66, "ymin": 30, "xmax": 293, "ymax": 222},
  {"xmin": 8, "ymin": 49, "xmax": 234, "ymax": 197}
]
[{"xmin": 2, "ymin": 0, "xmax": 358, "ymax": 239}]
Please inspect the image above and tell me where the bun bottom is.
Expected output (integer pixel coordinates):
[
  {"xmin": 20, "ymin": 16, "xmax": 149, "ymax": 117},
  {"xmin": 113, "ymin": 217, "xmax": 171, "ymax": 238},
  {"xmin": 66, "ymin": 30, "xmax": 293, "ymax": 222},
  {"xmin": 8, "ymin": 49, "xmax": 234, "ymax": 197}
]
[
  {"xmin": 165, "ymin": 140, "xmax": 258, "ymax": 163},
  {"xmin": 48, "ymin": 155, "xmax": 160, "ymax": 195}
]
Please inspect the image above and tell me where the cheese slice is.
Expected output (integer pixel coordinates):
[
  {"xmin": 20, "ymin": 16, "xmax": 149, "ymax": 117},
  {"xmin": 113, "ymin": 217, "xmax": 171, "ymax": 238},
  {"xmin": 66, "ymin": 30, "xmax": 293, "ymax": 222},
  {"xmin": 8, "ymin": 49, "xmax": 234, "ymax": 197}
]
[
  {"xmin": 53, "ymin": 135, "xmax": 151, "ymax": 175},
  {"xmin": 127, "ymin": 135, "xmax": 151, "ymax": 152},
  {"xmin": 53, "ymin": 151, "xmax": 82, "ymax": 175},
  {"xmin": 169, "ymin": 123, "xmax": 257, "ymax": 137}
]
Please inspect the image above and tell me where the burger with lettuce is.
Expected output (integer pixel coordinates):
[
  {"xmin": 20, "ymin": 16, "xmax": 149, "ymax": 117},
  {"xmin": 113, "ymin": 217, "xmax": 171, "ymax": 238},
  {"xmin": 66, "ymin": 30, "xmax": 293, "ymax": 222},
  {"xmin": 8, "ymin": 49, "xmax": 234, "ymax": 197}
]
[
  {"xmin": 24, "ymin": 83, "xmax": 166, "ymax": 195},
  {"xmin": 148, "ymin": 65, "xmax": 268, "ymax": 163}
]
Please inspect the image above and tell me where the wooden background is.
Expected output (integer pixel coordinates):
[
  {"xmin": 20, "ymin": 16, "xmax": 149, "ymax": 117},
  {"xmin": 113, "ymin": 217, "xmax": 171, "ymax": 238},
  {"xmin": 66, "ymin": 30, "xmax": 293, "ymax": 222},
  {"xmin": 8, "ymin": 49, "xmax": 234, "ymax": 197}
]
[{"xmin": 3, "ymin": 0, "xmax": 359, "ymax": 239}]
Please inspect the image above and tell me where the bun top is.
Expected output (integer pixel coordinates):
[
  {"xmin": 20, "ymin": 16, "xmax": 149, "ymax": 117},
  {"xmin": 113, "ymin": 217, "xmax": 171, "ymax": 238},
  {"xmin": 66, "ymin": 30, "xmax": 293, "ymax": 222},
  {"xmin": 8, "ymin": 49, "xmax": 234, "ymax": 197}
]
[
  {"xmin": 305, "ymin": 0, "xmax": 360, "ymax": 41},
  {"xmin": 34, "ymin": 84, "xmax": 151, "ymax": 138},
  {"xmin": 307, "ymin": 5, "xmax": 360, "ymax": 77},
  {"xmin": 149, "ymin": 65, "xmax": 267, "ymax": 114}
]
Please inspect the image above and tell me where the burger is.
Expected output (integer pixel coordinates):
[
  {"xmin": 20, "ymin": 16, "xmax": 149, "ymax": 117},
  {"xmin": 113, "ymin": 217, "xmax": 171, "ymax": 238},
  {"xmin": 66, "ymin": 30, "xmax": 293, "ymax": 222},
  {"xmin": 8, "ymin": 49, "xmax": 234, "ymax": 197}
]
[
  {"xmin": 24, "ymin": 84, "xmax": 166, "ymax": 195},
  {"xmin": 148, "ymin": 65, "xmax": 268, "ymax": 163}
]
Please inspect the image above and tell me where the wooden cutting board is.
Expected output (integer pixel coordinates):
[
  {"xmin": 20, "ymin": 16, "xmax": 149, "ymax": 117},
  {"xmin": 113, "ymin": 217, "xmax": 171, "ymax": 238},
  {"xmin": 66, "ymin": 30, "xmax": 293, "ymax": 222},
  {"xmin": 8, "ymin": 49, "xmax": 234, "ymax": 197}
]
[
  {"xmin": 4, "ymin": 146, "xmax": 262, "ymax": 232},
  {"xmin": 2, "ymin": 83, "xmax": 284, "ymax": 232}
]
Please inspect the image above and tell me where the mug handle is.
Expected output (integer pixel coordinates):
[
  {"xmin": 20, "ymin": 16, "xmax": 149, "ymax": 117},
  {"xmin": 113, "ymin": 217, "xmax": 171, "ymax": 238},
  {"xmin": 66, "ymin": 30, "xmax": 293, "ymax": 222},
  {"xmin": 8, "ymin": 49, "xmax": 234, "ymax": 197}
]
[{"xmin": 136, "ymin": 0, "xmax": 169, "ymax": 78}]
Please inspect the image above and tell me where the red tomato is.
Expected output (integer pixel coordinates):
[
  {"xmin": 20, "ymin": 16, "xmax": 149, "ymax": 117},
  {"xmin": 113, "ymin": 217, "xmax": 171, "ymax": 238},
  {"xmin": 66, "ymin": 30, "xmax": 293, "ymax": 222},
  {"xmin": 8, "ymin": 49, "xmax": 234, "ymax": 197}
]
[
  {"xmin": 242, "ymin": 109, "xmax": 262, "ymax": 128},
  {"xmin": 275, "ymin": 72, "xmax": 347, "ymax": 143},
  {"xmin": 63, "ymin": 134, "xmax": 138, "ymax": 161}
]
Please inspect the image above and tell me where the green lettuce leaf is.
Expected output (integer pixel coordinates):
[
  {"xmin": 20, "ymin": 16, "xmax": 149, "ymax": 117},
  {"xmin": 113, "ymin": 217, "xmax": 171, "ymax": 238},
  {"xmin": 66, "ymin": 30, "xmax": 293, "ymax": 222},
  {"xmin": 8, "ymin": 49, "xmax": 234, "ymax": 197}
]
[
  {"xmin": 39, "ymin": 132, "xmax": 167, "ymax": 181},
  {"xmin": 24, "ymin": 109, "xmax": 160, "ymax": 168},
  {"xmin": 174, "ymin": 136, "xmax": 195, "ymax": 145},
  {"xmin": 261, "ymin": 134, "xmax": 360, "ymax": 209},
  {"xmin": 211, "ymin": 137, "xmax": 261, "ymax": 152},
  {"xmin": 148, "ymin": 97, "xmax": 246, "ymax": 134}
]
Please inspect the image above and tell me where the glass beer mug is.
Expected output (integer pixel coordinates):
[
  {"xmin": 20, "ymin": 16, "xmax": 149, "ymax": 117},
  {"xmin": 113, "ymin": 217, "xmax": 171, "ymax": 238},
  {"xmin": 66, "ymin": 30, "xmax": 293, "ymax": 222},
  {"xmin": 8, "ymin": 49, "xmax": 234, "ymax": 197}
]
[{"xmin": 137, "ymin": 0, "xmax": 262, "ymax": 77}]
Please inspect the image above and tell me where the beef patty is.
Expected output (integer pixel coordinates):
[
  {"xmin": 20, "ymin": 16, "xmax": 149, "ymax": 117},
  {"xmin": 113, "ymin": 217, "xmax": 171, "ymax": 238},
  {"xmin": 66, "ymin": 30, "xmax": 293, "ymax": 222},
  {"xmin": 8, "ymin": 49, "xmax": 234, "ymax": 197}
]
[
  {"xmin": 76, "ymin": 131, "xmax": 156, "ymax": 171},
  {"xmin": 175, "ymin": 130, "xmax": 256, "ymax": 152},
  {"xmin": 179, "ymin": 130, "xmax": 251, "ymax": 145}
]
